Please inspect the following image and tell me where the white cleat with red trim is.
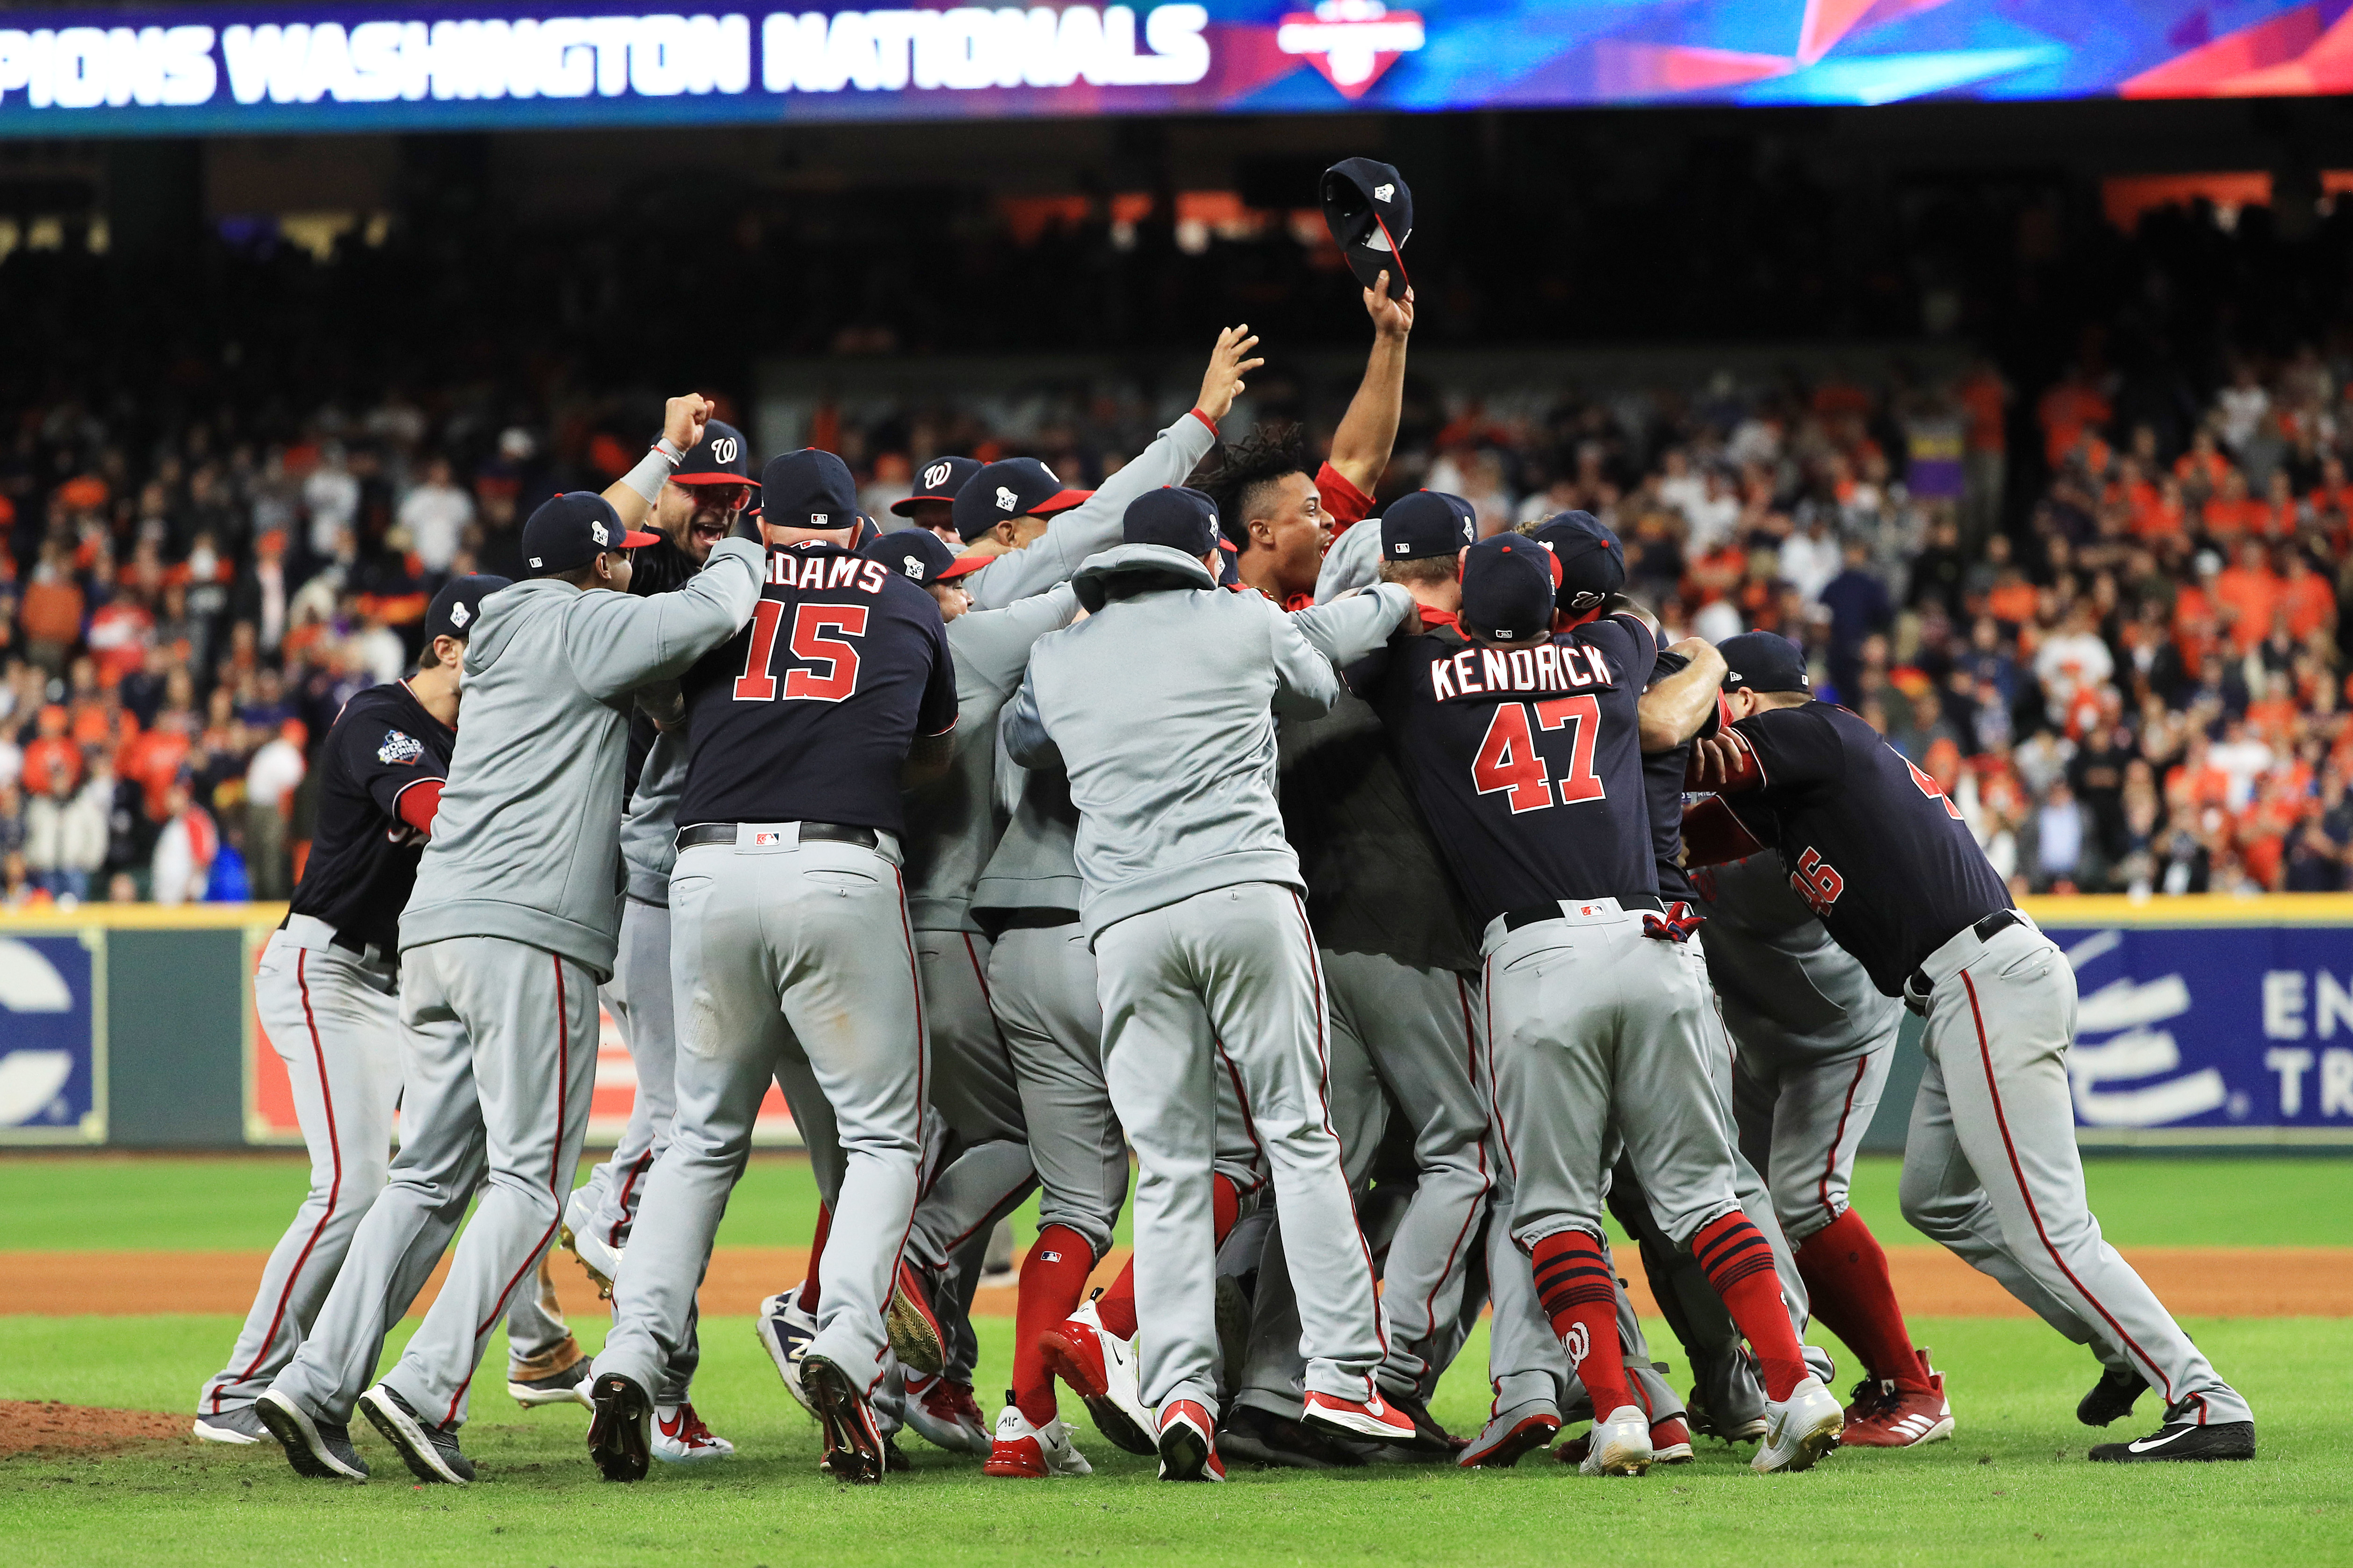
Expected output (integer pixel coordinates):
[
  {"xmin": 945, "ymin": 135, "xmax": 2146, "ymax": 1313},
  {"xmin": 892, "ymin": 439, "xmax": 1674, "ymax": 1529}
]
[
  {"xmin": 983, "ymin": 1402, "xmax": 1094, "ymax": 1478},
  {"xmin": 652, "ymin": 1402, "xmax": 734, "ymax": 1464}
]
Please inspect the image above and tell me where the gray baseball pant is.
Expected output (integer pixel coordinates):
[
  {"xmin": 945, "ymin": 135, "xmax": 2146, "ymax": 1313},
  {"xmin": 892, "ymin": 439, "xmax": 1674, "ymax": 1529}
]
[
  {"xmin": 1734, "ymin": 1036, "xmax": 1894, "ymax": 1246},
  {"xmin": 986, "ymin": 923, "xmax": 1130, "ymax": 1260},
  {"xmin": 1095, "ymin": 882, "xmax": 1385, "ymax": 1416},
  {"xmin": 596, "ymin": 827, "xmax": 924, "ymax": 1401},
  {"xmin": 271, "ymin": 934, "xmax": 599, "ymax": 1429},
  {"xmin": 1323, "ymin": 949, "xmax": 1492, "ymax": 1399},
  {"xmin": 906, "ymin": 931, "xmax": 1037, "ymax": 1283},
  {"xmin": 1904, "ymin": 916, "xmax": 2250, "ymax": 1424}
]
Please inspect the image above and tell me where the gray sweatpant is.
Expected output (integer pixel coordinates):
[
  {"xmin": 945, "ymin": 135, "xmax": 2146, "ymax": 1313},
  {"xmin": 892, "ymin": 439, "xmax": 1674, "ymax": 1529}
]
[
  {"xmin": 906, "ymin": 931, "xmax": 1037, "ymax": 1280},
  {"xmin": 1902, "ymin": 916, "xmax": 2250, "ymax": 1425},
  {"xmin": 271, "ymin": 934, "xmax": 597, "ymax": 1429},
  {"xmin": 596, "ymin": 827, "xmax": 924, "ymax": 1400},
  {"xmin": 1322, "ymin": 950, "xmax": 1492, "ymax": 1398},
  {"xmin": 1094, "ymin": 882, "xmax": 1384, "ymax": 1415},
  {"xmin": 986, "ymin": 923, "xmax": 1130, "ymax": 1260}
]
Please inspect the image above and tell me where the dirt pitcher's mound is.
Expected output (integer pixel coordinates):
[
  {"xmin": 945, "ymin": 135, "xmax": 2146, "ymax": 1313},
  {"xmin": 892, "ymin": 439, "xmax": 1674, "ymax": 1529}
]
[{"xmin": 0, "ymin": 1401, "xmax": 189, "ymax": 1458}]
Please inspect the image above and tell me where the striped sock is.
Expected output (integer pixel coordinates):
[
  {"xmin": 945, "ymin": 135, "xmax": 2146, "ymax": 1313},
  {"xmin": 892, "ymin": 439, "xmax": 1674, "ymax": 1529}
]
[
  {"xmin": 1692, "ymin": 1212, "xmax": 1809, "ymax": 1402},
  {"xmin": 1529, "ymin": 1230, "xmax": 1629, "ymax": 1416}
]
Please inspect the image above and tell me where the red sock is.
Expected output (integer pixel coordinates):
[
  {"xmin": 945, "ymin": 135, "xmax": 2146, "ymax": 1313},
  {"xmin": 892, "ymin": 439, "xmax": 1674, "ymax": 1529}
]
[
  {"xmin": 1013, "ymin": 1225, "xmax": 1098, "ymax": 1425},
  {"xmin": 1528, "ymin": 1230, "xmax": 1630, "ymax": 1416},
  {"xmin": 1097, "ymin": 1174, "xmax": 1241, "ymax": 1341},
  {"xmin": 1692, "ymin": 1212, "xmax": 1809, "ymax": 1402},
  {"xmin": 1795, "ymin": 1208, "xmax": 1926, "ymax": 1391},
  {"xmin": 797, "ymin": 1202, "xmax": 831, "ymax": 1313}
]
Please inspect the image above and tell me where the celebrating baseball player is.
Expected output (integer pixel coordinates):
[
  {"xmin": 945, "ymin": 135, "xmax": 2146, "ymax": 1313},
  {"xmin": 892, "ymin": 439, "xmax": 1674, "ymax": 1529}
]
[{"xmin": 1683, "ymin": 632, "xmax": 2256, "ymax": 1463}]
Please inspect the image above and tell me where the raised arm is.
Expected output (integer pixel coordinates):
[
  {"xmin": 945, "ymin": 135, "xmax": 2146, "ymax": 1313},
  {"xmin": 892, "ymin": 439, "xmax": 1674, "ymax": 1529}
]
[
  {"xmin": 602, "ymin": 395, "xmax": 716, "ymax": 532},
  {"xmin": 567, "ymin": 536, "xmax": 764, "ymax": 701},
  {"xmin": 1324, "ymin": 271, "xmax": 1413, "ymax": 498},
  {"xmin": 1290, "ymin": 583, "xmax": 1416, "ymax": 666}
]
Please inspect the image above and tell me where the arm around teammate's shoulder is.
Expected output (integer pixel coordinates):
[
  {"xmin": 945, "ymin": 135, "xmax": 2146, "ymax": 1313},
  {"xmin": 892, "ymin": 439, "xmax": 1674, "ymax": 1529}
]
[
  {"xmin": 1266, "ymin": 598, "xmax": 1342, "ymax": 720},
  {"xmin": 567, "ymin": 536, "xmax": 765, "ymax": 702},
  {"xmin": 1290, "ymin": 582, "xmax": 1415, "ymax": 666}
]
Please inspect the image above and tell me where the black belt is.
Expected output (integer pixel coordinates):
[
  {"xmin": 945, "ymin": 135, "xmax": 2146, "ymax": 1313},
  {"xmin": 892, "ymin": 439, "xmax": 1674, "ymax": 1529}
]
[
  {"xmin": 675, "ymin": 820, "xmax": 879, "ymax": 851},
  {"xmin": 1501, "ymin": 893, "xmax": 1664, "ymax": 931},
  {"xmin": 1904, "ymin": 908, "xmax": 2024, "ymax": 1006},
  {"xmin": 986, "ymin": 908, "xmax": 1081, "ymax": 933},
  {"xmin": 279, "ymin": 913, "xmax": 386, "ymax": 963}
]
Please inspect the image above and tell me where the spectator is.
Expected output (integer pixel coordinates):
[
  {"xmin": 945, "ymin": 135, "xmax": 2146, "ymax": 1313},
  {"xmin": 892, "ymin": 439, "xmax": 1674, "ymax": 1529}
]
[
  {"xmin": 1817, "ymin": 539, "xmax": 1892, "ymax": 699},
  {"xmin": 149, "ymin": 779, "xmax": 217, "ymax": 905},
  {"xmin": 396, "ymin": 455, "xmax": 474, "ymax": 578},
  {"xmin": 244, "ymin": 719, "xmax": 307, "ymax": 900}
]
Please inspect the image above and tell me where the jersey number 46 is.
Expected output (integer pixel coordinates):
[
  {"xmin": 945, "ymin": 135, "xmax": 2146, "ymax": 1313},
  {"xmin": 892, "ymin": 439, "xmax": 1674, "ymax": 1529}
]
[
  {"xmin": 1471, "ymin": 696, "xmax": 1605, "ymax": 813},
  {"xmin": 734, "ymin": 602, "xmax": 866, "ymax": 704}
]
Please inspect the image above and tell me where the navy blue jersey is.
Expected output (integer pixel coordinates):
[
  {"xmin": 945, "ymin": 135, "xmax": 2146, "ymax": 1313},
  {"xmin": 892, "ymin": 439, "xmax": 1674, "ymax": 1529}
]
[
  {"xmin": 1724, "ymin": 700, "xmax": 2010, "ymax": 996},
  {"xmin": 1352, "ymin": 611, "xmax": 1659, "ymax": 925},
  {"xmin": 677, "ymin": 539, "xmax": 957, "ymax": 834},
  {"xmin": 1643, "ymin": 646, "xmax": 1718, "ymax": 901},
  {"xmin": 289, "ymin": 680, "xmax": 453, "ymax": 952}
]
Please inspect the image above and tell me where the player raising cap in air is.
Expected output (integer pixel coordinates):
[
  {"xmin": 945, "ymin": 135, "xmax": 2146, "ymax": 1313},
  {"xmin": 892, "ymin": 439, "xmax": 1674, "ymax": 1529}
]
[
  {"xmin": 1684, "ymin": 631, "xmax": 2256, "ymax": 1464},
  {"xmin": 1350, "ymin": 531, "xmax": 1845, "ymax": 1478}
]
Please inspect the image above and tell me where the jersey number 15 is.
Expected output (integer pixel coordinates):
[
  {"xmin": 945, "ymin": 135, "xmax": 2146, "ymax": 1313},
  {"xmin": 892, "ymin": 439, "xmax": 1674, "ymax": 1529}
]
[
  {"xmin": 734, "ymin": 602, "xmax": 866, "ymax": 704},
  {"xmin": 1471, "ymin": 695, "xmax": 1605, "ymax": 814}
]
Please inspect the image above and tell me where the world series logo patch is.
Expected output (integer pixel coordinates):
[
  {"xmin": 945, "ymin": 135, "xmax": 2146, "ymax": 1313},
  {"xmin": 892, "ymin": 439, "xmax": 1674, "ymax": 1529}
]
[{"xmin": 378, "ymin": 730, "xmax": 425, "ymax": 766}]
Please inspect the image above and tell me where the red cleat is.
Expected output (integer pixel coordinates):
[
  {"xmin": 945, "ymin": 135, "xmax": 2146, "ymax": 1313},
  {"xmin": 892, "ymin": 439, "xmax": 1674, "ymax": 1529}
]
[
  {"xmin": 1301, "ymin": 1386, "xmax": 1418, "ymax": 1446},
  {"xmin": 1156, "ymin": 1400, "xmax": 1225, "ymax": 1482},
  {"xmin": 1842, "ymin": 1350, "xmax": 1954, "ymax": 1448}
]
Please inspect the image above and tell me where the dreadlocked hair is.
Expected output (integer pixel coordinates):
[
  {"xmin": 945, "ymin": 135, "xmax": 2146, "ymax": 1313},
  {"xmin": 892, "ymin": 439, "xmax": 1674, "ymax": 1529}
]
[{"xmin": 1188, "ymin": 423, "xmax": 1315, "ymax": 551}]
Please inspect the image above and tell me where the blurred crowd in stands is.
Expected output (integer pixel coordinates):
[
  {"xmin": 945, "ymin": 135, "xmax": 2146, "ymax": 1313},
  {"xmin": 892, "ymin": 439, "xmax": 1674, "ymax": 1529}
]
[{"xmin": 1, "ymin": 175, "xmax": 2350, "ymax": 904}]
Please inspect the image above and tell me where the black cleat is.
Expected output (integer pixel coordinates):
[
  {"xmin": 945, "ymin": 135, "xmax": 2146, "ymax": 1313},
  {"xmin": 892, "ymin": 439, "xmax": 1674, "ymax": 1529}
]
[
  {"xmin": 255, "ymin": 1389, "xmax": 368, "ymax": 1480},
  {"xmin": 1373, "ymin": 1384, "xmax": 1461, "ymax": 1459},
  {"xmin": 1218, "ymin": 1404, "xmax": 1367, "ymax": 1470},
  {"xmin": 587, "ymin": 1372, "xmax": 654, "ymax": 1482},
  {"xmin": 2090, "ymin": 1418, "xmax": 2254, "ymax": 1463},
  {"xmin": 2078, "ymin": 1363, "xmax": 2150, "ymax": 1427},
  {"xmin": 359, "ymin": 1383, "xmax": 475, "ymax": 1484},
  {"xmin": 804, "ymin": 1354, "xmax": 888, "ymax": 1483}
]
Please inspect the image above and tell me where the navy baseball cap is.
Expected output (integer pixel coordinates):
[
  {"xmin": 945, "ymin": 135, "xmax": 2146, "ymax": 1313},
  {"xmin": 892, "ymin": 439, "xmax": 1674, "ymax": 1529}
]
[
  {"xmin": 672, "ymin": 420, "xmax": 752, "ymax": 487},
  {"xmin": 1459, "ymin": 534, "xmax": 1558, "ymax": 644},
  {"xmin": 1382, "ymin": 490, "xmax": 1476, "ymax": 562},
  {"xmin": 757, "ymin": 450, "xmax": 858, "ymax": 531},
  {"xmin": 864, "ymin": 528, "xmax": 962, "ymax": 586},
  {"xmin": 521, "ymin": 493, "xmax": 659, "ymax": 578},
  {"xmin": 1529, "ymin": 510, "xmax": 1627, "ymax": 613},
  {"xmin": 893, "ymin": 455, "xmax": 983, "ymax": 517},
  {"xmin": 424, "ymin": 573, "xmax": 512, "ymax": 641},
  {"xmin": 952, "ymin": 457, "xmax": 1093, "ymax": 543},
  {"xmin": 851, "ymin": 516, "xmax": 885, "ymax": 552},
  {"xmin": 1717, "ymin": 632, "xmax": 1811, "ymax": 695},
  {"xmin": 1123, "ymin": 486, "xmax": 1222, "ymax": 558},
  {"xmin": 1321, "ymin": 157, "xmax": 1413, "ymax": 293}
]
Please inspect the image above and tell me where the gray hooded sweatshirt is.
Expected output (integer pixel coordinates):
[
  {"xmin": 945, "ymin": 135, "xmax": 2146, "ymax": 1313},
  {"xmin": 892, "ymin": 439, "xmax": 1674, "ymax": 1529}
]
[
  {"xmin": 400, "ymin": 535, "xmax": 764, "ymax": 978},
  {"xmin": 1001, "ymin": 543, "xmax": 1412, "ymax": 941}
]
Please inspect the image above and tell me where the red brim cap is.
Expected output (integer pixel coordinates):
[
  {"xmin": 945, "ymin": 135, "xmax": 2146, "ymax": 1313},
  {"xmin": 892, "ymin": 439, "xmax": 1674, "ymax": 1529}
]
[
  {"xmin": 890, "ymin": 494, "xmax": 949, "ymax": 516},
  {"xmin": 670, "ymin": 471, "xmax": 751, "ymax": 486},
  {"xmin": 939, "ymin": 551, "xmax": 992, "ymax": 581},
  {"xmin": 621, "ymin": 529, "xmax": 664, "ymax": 549},
  {"xmin": 1034, "ymin": 489, "xmax": 1094, "ymax": 516}
]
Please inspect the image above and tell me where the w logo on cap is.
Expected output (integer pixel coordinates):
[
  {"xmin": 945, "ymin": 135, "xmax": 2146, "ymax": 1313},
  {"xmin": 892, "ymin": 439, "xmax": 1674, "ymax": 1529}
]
[
  {"xmin": 924, "ymin": 460, "xmax": 953, "ymax": 490},
  {"xmin": 710, "ymin": 436, "xmax": 739, "ymax": 463}
]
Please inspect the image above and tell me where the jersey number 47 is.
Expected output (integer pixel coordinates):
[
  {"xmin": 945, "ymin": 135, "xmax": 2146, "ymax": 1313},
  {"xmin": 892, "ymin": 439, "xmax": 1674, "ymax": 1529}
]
[{"xmin": 1471, "ymin": 696, "xmax": 1605, "ymax": 813}]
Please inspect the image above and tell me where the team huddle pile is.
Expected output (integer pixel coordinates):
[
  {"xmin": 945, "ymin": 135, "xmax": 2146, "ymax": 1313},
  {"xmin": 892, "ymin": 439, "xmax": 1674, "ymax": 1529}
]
[{"xmin": 187, "ymin": 296, "xmax": 2256, "ymax": 1494}]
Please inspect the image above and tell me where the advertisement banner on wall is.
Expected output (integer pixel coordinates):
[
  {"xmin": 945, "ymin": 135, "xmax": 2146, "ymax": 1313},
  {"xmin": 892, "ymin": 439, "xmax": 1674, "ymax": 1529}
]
[
  {"xmin": 246, "ymin": 960, "xmax": 801, "ymax": 1147},
  {"xmin": 2035, "ymin": 904, "xmax": 2353, "ymax": 1146},
  {"xmin": 0, "ymin": 0, "xmax": 2337, "ymax": 138},
  {"xmin": 0, "ymin": 931, "xmax": 107, "ymax": 1144}
]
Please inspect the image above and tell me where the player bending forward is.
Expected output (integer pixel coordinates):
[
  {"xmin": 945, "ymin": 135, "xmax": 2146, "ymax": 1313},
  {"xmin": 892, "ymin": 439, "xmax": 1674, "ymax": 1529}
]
[{"xmin": 1685, "ymin": 632, "xmax": 2254, "ymax": 1464}]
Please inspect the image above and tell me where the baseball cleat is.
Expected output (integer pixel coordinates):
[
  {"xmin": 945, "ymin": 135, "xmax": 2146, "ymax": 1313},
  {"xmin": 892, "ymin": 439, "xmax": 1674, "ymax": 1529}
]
[
  {"xmin": 983, "ymin": 1397, "xmax": 1094, "ymax": 1478},
  {"xmin": 903, "ymin": 1372, "xmax": 991, "ymax": 1455},
  {"xmin": 1458, "ymin": 1403, "xmax": 1560, "ymax": 1469},
  {"xmin": 2089, "ymin": 1417, "xmax": 2255, "ymax": 1463},
  {"xmin": 653, "ymin": 1402, "xmax": 734, "ymax": 1464},
  {"xmin": 1576, "ymin": 1405, "xmax": 1655, "ymax": 1476},
  {"xmin": 192, "ymin": 1405, "xmax": 268, "ymax": 1445},
  {"xmin": 1302, "ymin": 1386, "xmax": 1419, "ymax": 1446},
  {"xmin": 509, "ymin": 1336, "xmax": 596, "ymax": 1409},
  {"xmin": 1038, "ymin": 1297, "xmax": 1156, "ymax": 1457},
  {"xmin": 755, "ymin": 1287, "xmax": 819, "ymax": 1415},
  {"xmin": 886, "ymin": 1261, "xmax": 948, "ymax": 1376},
  {"xmin": 587, "ymin": 1372, "xmax": 654, "ymax": 1482},
  {"xmin": 557, "ymin": 1215, "xmax": 621, "ymax": 1290},
  {"xmin": 2078, "ymin": 1362, "xmax": 2150, "ymax": 1427},
  {"xmin": 1752, "ymin": 1376, "xmax": 1844, "ymax": 1474},
  {"xmin": 1373, "ymin": 1383, "xmax": 1463, "ymax": 1458},
  {"xmin": 804, "ymin": 1353, "xmax": 889, "ymax": 1483},
  {"xmin": 1842, "ymin": 1350, "xmax": 1954, "ymax": 1448},
  {"xmin": 1222, "ymin": 1403, "xmax": 1370, "ymax": 1470},
  {"xmin": 1156, "ymin": 1400, "xmax": 1226, "ymax": 1482},
  {"xmin": 254, "ymin": 1390, "xmax": 368, "ymax": 1481},
  {"xmin": 1651, "ymin": 1416, "xmax": 1695, "ymax": 1463},
  {"xmin": 359, "ymin": 1382, "xmax": 475, "ymax": 1485},
  {"xmin": 1688, "ymin": 1351, "xmax": 1769, "ymax": 1443}
]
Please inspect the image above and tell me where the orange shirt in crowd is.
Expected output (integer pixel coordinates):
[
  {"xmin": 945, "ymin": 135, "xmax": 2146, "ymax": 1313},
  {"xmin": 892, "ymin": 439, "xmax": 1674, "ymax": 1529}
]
[
  {"xmin": 2175, "ymin": 448, "xmax": 2233, "ymax": 489},
  {"xmin": 19, "ymin": 578, "xmax": 84, "ymax": 647},
  {"xmin": 2039, "ymin": 381, "xmax": 2111, "ymax": 468},
  {"xmin": 2133, "ymin": 492, "xmax": 2186, "ymax": 541},
  {"xmin": 2202, "ymin": 495, "xmax": 2267, "ymax": 543},
  {"xmin": 2212, "ymin": 564, "xmax": 2283, "ymax": 650},
  {"xmin": 118, "ymin": 727, "xmax": 191, "ymax": 820},
  {"xmin": 1960, "ymin": 371, "xmax": 2008, "ymax": 453},
  {"xmin": 1986, "ymin": 575, "xmax": 2039, "ymax": 627},
  {"xmin": 21, "ymin": 735, "xmax": 81, "ymax": 796},
  {"xmin": 2246, "ymin": 692, "xmax": 2300, "ymax": 748},
  {"xmin": 2283, "ymin": 569, "xmax": 2337, "ymax": 640}
]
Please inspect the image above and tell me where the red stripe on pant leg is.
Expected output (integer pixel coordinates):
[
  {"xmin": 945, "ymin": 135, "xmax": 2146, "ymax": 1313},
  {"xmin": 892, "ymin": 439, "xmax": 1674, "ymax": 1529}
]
[
  {"xmin": 874, "ymin": 864, "xmax": 928, "ymax": 1395},
  {"xmin": 226, "ymin": 949, "xmax": 345, "ymax": 1409},
  {"xmin": 1212, "ymin": 1037, "xmax": 1268, "ymax": 1182},
  {"xmin": 1961, "ymin": 969, "xmax": 2179, "ymax": 1409},
  {"xmin": 1818, "ymin": 1056, "xmax": 1870, "ymax": 1223},
  {"xmin": 443, "ymin": 954, "xmax": 571, "ymax": 1427}
]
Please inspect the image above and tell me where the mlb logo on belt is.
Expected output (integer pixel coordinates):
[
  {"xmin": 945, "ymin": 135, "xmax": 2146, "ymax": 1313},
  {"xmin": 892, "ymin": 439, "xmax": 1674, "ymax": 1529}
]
[{"xmin": 755, "ymin": 831, "xmax": 785, "ymax": 846}]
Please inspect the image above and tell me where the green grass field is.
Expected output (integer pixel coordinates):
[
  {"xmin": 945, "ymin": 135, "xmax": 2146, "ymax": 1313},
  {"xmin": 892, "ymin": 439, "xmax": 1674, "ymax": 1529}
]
[{"xmin": 3, "ymin": 1154, "xmax": 2349, "ymax": 1567}]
